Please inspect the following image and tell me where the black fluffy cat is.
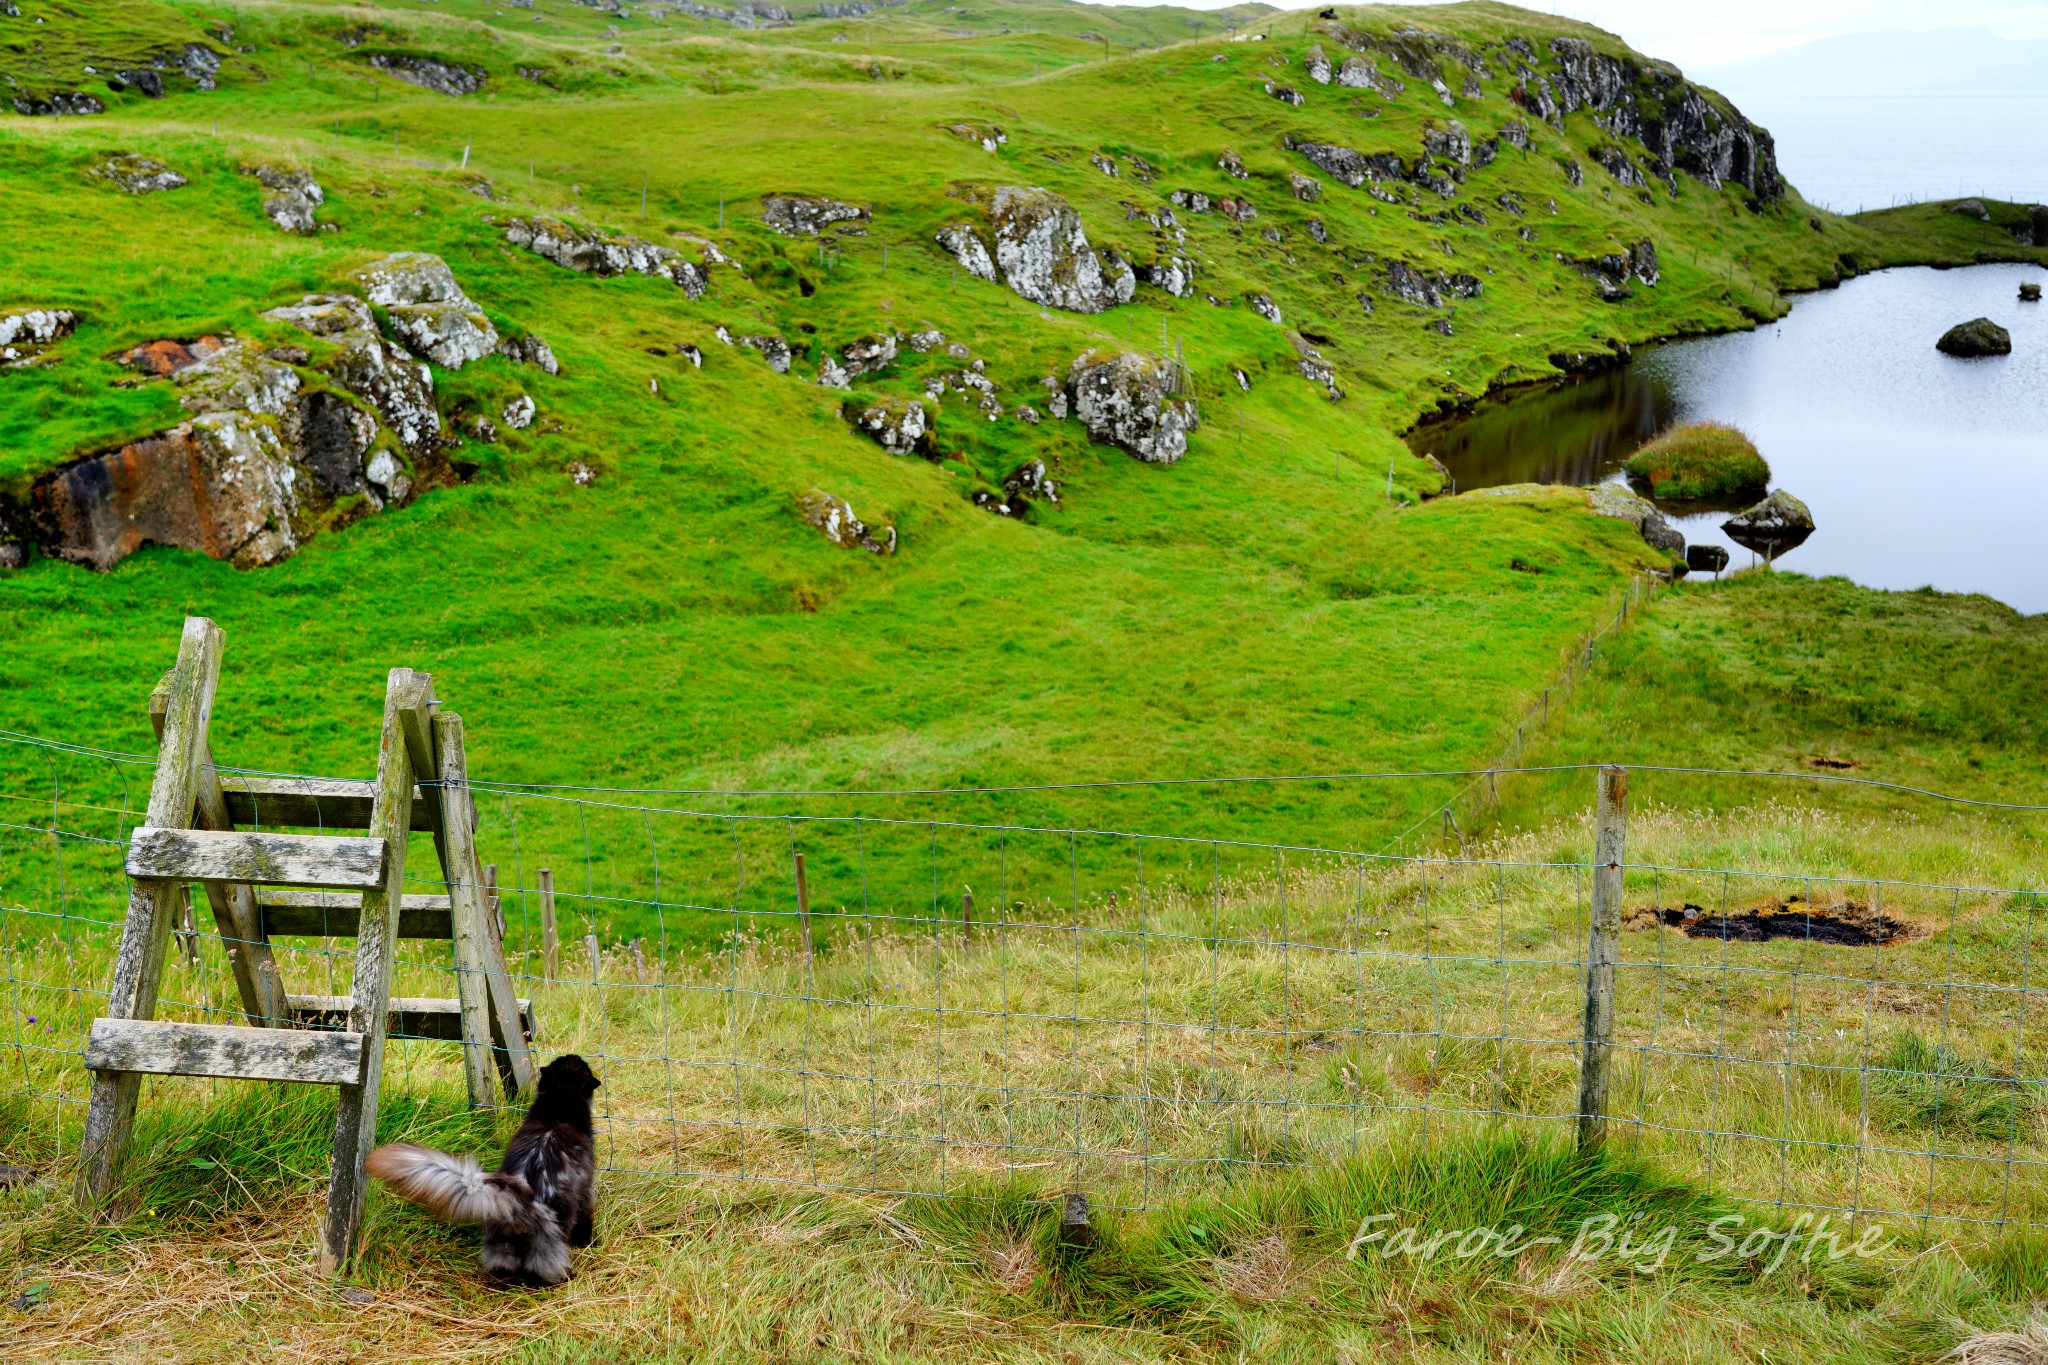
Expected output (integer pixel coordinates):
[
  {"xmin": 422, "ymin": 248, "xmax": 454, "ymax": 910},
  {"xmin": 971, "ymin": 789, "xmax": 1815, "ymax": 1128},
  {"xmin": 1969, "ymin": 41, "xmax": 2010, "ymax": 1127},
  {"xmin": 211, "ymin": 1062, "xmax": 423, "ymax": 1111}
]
[{"xmin": 366, "ymin": 1053, "xmax": 600, "ymax": 1286}]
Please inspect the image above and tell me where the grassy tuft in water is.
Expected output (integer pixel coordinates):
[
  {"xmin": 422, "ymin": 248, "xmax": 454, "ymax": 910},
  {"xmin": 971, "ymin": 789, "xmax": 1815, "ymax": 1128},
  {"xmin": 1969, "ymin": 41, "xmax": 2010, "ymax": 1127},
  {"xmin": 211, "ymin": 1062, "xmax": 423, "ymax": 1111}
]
[{"xmin": 1623, "ymin": 420, "xmax": 1770, "ymax": 500}]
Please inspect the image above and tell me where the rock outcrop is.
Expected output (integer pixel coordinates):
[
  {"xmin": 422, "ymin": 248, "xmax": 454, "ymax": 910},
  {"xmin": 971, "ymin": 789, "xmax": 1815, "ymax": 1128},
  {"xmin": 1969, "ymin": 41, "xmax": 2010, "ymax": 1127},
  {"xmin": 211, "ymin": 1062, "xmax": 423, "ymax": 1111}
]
[
  {"xmin": 1066, "ymin": 350, "xmax": 1198, "ymax": 464},
  {"xmin": 14, "ymin": 91, "xmax": 106, "ymax": 117},
  {"xmin": 243, "ymin": 164, "xmax": 324, "ymax": 234},
  {"xmin": 1935, "ymin": 317, "xmax": 2012, "ymax": 357},
  {"xmin": 934, "ymin": 186, "xmax": 1133, "ymax": 314},
  {"xmin": 504, "ymin": 218, "xmax": 710, "ymax": 299},
  {"xmin": 740, "ymin": 334, "xmax": 792, "ymax": 373},
  {"xmin": 800, "ymin": 489, "xmax": 895, "ymax": 554},
  {"xmin": 264, "ymin": 294, "xmax": 440, "ymax": 453},
  {"xmin": 351, "ymin": 252, "xmax": 498, "ymax": 369},
  {"xmin": 762, "ymin": 194, "xmax": 869, "ymax": 236},
  {"xmin": 85, "ymin": 153, "xmax": 186, "ymax": 195},
  {"xmin": 1570, "ymin": 243, "xmax": 1658, "ymax": 301},
  {"xmin": 1721, "ymin": 489, "xmax": 1814, "ymax": 560},
  {"xmin": 1590, "ymin": 482, "xmax": 1684, "ymax": 556},
  {"xmin": 845, "ymin": 397, "xmax": 934, "ymax": 458},
  {"xmin": 497, "ymin": 334, "xmax": 561, "ymax": 374},
  {"xmin": 1283, "ymin": 135, "xmax": 1406, "ymax": 189},
  {"xmin": 367, "ymin": 53, "xmax": 486, "ymax": 95},
  {"xmin": 0, "ymin": 309, "xmax": 78, "ymax": 367}
]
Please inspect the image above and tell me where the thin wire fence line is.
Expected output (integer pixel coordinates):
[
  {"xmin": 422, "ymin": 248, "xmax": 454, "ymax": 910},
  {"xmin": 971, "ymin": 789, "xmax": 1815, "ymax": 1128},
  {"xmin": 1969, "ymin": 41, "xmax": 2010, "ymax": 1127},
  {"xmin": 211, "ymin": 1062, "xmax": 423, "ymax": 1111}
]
[{"xmin": 4, "ymin": 764, "xmax": 2046, "ymax": 1237}]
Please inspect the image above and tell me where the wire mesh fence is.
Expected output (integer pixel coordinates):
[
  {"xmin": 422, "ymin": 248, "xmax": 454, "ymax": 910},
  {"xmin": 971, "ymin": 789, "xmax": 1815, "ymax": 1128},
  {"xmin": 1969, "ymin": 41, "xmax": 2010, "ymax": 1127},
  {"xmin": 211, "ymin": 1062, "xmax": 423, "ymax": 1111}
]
[{"xmin": 2, "ymin": 734, "xmax": 2044, "ymax": 1240}]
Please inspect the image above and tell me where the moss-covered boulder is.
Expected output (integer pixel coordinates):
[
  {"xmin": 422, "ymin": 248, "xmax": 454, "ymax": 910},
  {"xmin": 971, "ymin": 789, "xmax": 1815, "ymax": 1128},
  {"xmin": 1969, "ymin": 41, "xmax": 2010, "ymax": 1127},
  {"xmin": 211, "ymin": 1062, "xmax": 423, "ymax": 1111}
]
[
  {"xmin": 1936, "ymin": 317, "xmax": 2012, "ymax": 357},
  {"xmin": 1624, "ymin": 421, "xmax": 1770, "ymax": 500}
]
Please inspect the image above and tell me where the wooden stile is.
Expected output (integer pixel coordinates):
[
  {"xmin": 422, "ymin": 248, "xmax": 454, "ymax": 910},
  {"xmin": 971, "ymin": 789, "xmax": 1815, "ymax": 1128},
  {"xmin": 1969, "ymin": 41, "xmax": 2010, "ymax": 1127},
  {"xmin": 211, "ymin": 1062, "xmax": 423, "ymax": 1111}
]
[{"xmin": 76, "ymin": 619, "xmax": 539, "ymax": 1277}]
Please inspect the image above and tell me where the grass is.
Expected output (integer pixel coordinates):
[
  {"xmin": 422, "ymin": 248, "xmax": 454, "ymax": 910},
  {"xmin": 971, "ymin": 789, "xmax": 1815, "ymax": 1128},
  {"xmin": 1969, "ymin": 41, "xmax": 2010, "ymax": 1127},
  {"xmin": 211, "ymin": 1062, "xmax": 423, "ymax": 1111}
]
[{"xmin": 1623, "ymin": 421, "xmax": 1769, "ymax": 502}]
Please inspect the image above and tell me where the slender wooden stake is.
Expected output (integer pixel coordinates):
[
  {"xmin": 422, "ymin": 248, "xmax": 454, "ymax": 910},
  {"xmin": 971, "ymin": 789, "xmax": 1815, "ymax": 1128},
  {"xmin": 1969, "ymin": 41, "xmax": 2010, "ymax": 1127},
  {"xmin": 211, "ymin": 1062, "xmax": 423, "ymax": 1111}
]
[
  {"xmin": 586, "ymin": 934, "xmax": 602, "ymax": 983},
  {"xmin": 439, "ymin": 713, "xmax": 535, "ymax": 1101},
  {"xmin": 793, "ymin": 852, "xmax": 813, "ymax": 962},
  {"xmin": 320, "ymin": 668, "xmax": 423, "ymax": 1274},
  {"xmin": 78, "ymin": 617, "xmax": 224, "ymax": 1213},
  {"xmin": 1577, "ymin": 765, "xmax": 1628, "ymax": 1152},
  {"xmin": 436, "ymin": 711, "xmax": 499, "ymax": 1110},
  {"xmin": 961, "ymin": 888, "xmax": 973, "ymax": 948},
  {"xmin": 539, "ymin": 868, "xmax": 559, "ymax": 978},
  {"xmin": 630, "ymin": 938, "xmax": 647, "ymax": 981}
]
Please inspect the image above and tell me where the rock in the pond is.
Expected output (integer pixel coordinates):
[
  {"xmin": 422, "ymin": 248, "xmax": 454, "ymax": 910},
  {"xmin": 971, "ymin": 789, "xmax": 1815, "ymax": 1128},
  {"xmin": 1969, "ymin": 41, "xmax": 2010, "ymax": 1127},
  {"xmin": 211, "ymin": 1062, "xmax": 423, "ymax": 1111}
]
[
  {"xmin": 1935, "ymin": 317, "xmax": 2012, "ymax": 357},
  {"xmin": 2020, "ymin": 282, "xmax": 2041, "ymax": 302},
  {"xmin": 845, "ymin": 397, "xmax": 934, "ymax": 458},
  {"xmin": 762, "ymin": 194, "xmax": 869, "ymax": 236},
  {"xmin": 86, "ymin": 152, "xmax": 186, "ymax": 195},
  {"xmin": 351, "ymin": 252, "xmax": 498, "ymax": 369},
  {"xmin": 367, "ymin": 53, "xmax": 486, "ymax": 96},
  {"xmin": 497, "ymin": 333, "xmax": 561, "ymax": 374},
  {"xmin": 1686, "ymin": 544, "xmax": 1730, "ymax": 574},
  {"xmin": 801, "ymin": 489, "xmax": 895, "ymax": 554},
  {"xmin": 1066, "ymin": 349, "xmax": 1198, "ymax": 464},
  {"xmin": 243, "ymin": 164, "xmax": 324, "ymax": 234},
  {"xmin": 504, "ymin": 217, "xmax": 709, "ymax": 299},
  {"xmin": 1721, "ymin": 489, "xmax": 1814, "ymax": 560},
  {"xmin": 935, "ymin": 186, "xmax": 1134, "ymax": 314},
  {"xmin": 0, "ymin": 308, "xmax": 79, "ymax": 367}
]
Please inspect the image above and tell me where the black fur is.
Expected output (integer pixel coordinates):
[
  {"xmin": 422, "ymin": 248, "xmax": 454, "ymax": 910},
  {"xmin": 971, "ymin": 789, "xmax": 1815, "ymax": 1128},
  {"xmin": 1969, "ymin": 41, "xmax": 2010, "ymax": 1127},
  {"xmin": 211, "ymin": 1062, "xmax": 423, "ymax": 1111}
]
[{"xmin": 366, "ymin": 1054, "xmax": 601, "ymax": 1287}]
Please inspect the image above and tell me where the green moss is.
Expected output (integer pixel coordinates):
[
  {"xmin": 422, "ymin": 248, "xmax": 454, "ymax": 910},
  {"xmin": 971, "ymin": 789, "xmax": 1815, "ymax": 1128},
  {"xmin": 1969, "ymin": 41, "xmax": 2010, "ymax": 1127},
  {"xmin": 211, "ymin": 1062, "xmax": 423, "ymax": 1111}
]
[{"xmin": 1623, "ymin": 420, "xmax": 1770, "ymax": 500}]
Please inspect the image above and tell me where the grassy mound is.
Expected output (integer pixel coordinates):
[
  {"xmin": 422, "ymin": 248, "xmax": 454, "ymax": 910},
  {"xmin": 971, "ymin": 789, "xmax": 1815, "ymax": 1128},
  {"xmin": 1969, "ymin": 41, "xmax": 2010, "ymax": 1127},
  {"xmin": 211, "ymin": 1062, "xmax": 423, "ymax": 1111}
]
[{"xmin": 1623, "ymin": 420, "xmax": 1770, "ymax": 500}]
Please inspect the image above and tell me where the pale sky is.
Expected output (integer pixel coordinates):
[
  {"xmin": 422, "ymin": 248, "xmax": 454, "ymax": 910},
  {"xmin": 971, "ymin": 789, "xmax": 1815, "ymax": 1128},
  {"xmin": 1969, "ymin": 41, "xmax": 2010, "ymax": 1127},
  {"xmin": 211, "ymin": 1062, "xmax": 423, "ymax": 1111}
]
[{"xmin": 1082, "ymin": 1, "xmax": 2048, "ymax": 65}]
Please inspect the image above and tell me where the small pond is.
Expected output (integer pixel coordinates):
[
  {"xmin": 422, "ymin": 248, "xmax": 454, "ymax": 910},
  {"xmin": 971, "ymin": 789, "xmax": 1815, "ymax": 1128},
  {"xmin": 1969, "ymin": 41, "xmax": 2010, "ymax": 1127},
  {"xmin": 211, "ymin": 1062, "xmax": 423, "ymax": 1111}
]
[{"xmin": 1407, "ymin": 264, "xmax": 2048, "ymax": 614}]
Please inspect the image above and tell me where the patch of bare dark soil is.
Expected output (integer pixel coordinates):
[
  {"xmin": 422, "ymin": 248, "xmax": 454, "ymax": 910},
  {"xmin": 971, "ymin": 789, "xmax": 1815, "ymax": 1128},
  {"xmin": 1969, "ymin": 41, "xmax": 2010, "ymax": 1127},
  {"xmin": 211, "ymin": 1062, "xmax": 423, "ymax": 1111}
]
[{"xmin": 1626, "ymin": 897, "xmax": 1918, "ymax": 946}]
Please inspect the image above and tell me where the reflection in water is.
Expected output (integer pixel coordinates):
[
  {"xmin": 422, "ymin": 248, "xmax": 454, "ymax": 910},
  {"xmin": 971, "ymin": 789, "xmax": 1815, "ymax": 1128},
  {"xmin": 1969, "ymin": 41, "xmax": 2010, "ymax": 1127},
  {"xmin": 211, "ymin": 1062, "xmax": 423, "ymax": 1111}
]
[
  {"xmin": 1409, "ymin": 366, "xmax": 1675, "ymax": 491},
  {"xmin": 1402, "ymin": 264, "xmax": 2048, "ymax": 613}
]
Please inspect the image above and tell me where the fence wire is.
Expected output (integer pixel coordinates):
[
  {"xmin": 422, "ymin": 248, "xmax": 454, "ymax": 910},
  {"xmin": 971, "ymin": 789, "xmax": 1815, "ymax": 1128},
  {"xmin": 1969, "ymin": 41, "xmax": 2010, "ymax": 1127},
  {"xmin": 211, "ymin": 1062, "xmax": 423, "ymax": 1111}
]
[{"xmin": 1, "ymin": 741, "xmax": 2044, "ymax": 1240}]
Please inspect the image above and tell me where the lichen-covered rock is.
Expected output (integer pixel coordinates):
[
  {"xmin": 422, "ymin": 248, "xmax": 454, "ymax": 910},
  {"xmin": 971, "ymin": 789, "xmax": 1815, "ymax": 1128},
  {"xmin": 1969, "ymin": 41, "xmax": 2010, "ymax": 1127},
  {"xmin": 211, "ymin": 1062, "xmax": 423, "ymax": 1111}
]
[
  {"xmin": 1304, "ymin": 45, "xmax": 1333, "ymax": 84},
  {"xmin": 367, "ymin": 53, "xmax": 486, "ymax": 95},
  {"xmin": 0, "ymin": 308, "xmax": 78, "ymax": 366},
  {"xmin": 1288, "ymin": 172, "xmax": 1322, "ymax": 203},
  {"xmin": 497, "ymin": 333, "xmax": 561, "ymax": 374},
  {"xmin": 935, "ymin": 186, "xmax": 1134, "ymax": 314},
  {"xmin": 762, "ymin": 194, "xmax": 868, "ymax": 236},
  {"xmin": 800, "ymin": 489, "xmax": 895, "ymax": 554},
  {"xmin": 1571, "ymin": 252, "xmax": 1636, "ymax": 302},
  {"xmin": 284, "ymin": 391, "xmax": 379, "ymax": 498},
  {"xmin": 85, "ymin": 152, "xmax": 186, "ymax": 194},
  {"xmin": 1293, "ymin": 335, "xmax": 1343, "ymax": 402},
  {"xmin": 1936, "ymin": 317, "xmax": 2012, "ymax": 357},
  {"xmin": 1067, "ymin": 350, "xmax": 1198, "ymax": 464},
  {"xmin": 1422, "ymin": 120, "xmax": 1472, "ymax": 165},
  {"xmin": 1589, "ymin": 481, "xmax": 1684, "ymax": 556},
  {"xmin": 1283, "ymin": 135, "xmax": 1406, "ymax": 189},
  {"xmin": 1217, "ymin": 149, "xmax": 1249, "ymax": 179},
  {"xmin": 1629, "ymin": 240, "xmax": 1659, "ymax": 287},
  {"xmin": 908, "ymin": 328, "xmax": 947, "ymax": 353},
  {"xmin": 1265, "ymin": 81, "xmax": 1306, "ymax": 107},
  {"xmin": 740, "ymin": 335, "xmax": 792, "ymax": 373},
  {"xmin": 31, "ymin": 414, "xmax": 302, "ymax": 571},
  {"xmin": 504, "ymin": 217, "xmax": 709, "ymax": 298},
  {"xmin": 1140, "ymin": 254, "xmax": 1196, "ymax": 298},
  {"xmin": 503, "ymin": 394, "xmax": 536, "ymax": 429},
  {"xmin": 845, "ymin": 397, "xmax": 934, "ymax": 458},
  {"xmin": 173, "ymin": 342, "xmax": 301, "ymax": 417},
  {"xmin": 14, "ymin": 91, "xmax": 106, "ymax": 117},
  {"xmin": 352, "ymin": 252, "xmax": 498, "ymax": 368},
  {"xmin": 113, "ymin": 335, "xmax": 229, "ymax": 376},
  {"xmin": 945, "ymin": 122, "xmax": 1007, "ymax": 153},
  {"xmin": 243, "ymin": 164, "xmax": 324, "ymax": 234},
  {"xmin": 264, "ymin": 293, "xmax": 440, "ymax": 453},
  {"xmin": 1949, "ymin": 198, "xmax": 1991, "ymax": 221},
  {"xmin": 1040, "ymin": 375, "xmax": 1069, "ymax": 419},
  {"xmin": 107, "ymin": 68, "xmax": 165, "ymax": 99},
  {"xmin": 1721, "ymin": 489, "xmax": 1814, "ymax": 559},
  {"xmin": 838, "ymin": 332, "xmax": 898, "ymax": 379},
  {"xmin": 1246, "ymin": 292, "xmax": 1283, "ymax": 325},
  {"xmin": 1384, "ymin": 260, "xmax": 1480, "ymax": 308},
  {"xmin": 1090, "ymin": 152, "xmax": 1119, "ymax": 178},
  {"xmin": 1335, "ymin": 55, "xmax": 1402, "ymax": 97}
]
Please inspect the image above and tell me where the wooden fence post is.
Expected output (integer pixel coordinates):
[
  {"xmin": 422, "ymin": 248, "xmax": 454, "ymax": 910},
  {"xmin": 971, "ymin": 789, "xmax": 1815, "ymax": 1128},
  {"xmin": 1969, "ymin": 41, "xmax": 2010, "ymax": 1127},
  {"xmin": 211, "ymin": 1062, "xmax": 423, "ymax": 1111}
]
[
  {"xmin": 586, "ymin": 933, "xmax": 602, "ymax": 983},
  {"xmin": 961, "ymin": 888, "xmax": 973, "ymax": 948},
  {"xmin": 539, "ymin": 868, "xmax": 559, "ymax": 978},
  {"xmin": 793, "ymin": 852, "xmax": 813, "ymax": 962},
  {"xmin": 1577, "ymin": 765, "xmax": 1628, "ymax": 1152}
]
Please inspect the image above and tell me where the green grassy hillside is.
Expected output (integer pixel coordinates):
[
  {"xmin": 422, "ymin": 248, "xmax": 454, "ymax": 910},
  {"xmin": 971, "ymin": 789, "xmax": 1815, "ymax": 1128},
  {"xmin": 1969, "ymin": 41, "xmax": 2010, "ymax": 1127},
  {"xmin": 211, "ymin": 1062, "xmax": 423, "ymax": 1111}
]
[{"xmin": 0, "ymin": 0, "xmax": 2036, "ymax": 859}]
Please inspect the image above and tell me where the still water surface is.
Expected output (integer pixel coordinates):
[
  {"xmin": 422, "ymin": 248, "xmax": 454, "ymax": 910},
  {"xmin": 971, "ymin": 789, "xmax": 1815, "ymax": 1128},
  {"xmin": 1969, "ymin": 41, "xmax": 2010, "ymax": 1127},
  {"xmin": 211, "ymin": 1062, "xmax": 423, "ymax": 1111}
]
[{"xmin": 1409, "ymin": 265, "xmax": 2048, "ymax": 614}]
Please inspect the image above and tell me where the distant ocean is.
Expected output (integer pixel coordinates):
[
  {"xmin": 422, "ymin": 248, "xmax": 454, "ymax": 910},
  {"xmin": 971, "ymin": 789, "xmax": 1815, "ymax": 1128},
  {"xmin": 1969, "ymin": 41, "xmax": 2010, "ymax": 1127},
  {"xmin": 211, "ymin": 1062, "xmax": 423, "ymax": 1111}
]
[{"xmin": 1717, "ymin": 92, "xmax": 2048, "ymax": 212}]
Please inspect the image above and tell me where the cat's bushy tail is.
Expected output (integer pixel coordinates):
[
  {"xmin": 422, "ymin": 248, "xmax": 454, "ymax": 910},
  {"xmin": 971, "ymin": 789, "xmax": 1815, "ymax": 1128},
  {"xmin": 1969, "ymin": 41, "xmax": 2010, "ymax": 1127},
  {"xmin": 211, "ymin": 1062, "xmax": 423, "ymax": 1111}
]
[{"xmin": 367, "ymin": 1143, "xmax": 534, "ymax": 1226}]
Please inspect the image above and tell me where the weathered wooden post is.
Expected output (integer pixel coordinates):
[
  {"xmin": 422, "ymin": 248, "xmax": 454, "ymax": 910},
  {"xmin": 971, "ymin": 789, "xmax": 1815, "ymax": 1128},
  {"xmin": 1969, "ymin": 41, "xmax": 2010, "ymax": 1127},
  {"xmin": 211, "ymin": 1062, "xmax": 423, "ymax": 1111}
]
[
  {"xmin": 793, "ymin": 852, "xmax": 813, "ymax": 962},
  {"xmin": 539, "ymin": 867, "xmax": 559, "ymax": 978},
  {"xmin": 961, "ymin": 888, "xmax": 974, "ymax": 948},
  {"xmin": 585, "ymin": 933, "xmax": 602, "ymax": 984},
  {"xmin": 1577, "ymin": 765, "xmax": 1628, "ymax": 1152}
]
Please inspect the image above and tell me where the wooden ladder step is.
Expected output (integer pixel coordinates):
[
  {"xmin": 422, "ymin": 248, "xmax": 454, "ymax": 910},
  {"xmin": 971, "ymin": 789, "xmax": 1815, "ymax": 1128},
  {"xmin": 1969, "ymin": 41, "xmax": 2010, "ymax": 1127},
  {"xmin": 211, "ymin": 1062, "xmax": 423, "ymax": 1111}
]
[
  {"xmin": 127, "ymin": 827, "xmax": 386, "ymax": 890},
  {"xmin": 85, "ymin": 1018, "xmax": 367, "ymax": 1086},
  {"xmin": 218, "ymin": 775, "xmax": 438, "ymax": 832},
  {"xmin": 256, "ymin": 890, "xmax": 454, "ymax": 940},
  {"xmin": 288, "ymin": 994, "xmax": 536, "ymax": 1043}
]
